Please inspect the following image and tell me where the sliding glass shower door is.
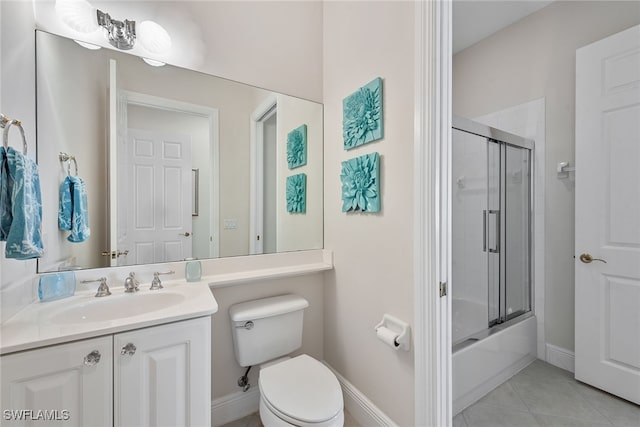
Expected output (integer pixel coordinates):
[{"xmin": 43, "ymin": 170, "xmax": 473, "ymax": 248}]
[{"xmin": 451, "ymin": 118, "xmax": 532, "ymax": 347}]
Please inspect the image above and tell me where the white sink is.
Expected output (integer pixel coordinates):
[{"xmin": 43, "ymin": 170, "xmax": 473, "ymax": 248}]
[{"xmin": 50, "ymin": 292, "xmax": 186, "ymax": 324}]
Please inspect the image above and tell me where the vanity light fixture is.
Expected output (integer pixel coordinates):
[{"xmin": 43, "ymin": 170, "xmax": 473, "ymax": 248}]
[
  {"xmin": 73, "ymin": 40, "xmax": 101, "ymax": 50},
  {"xmin": 55, "ymin": 0, "xmax": 171, "ymax": 54}
]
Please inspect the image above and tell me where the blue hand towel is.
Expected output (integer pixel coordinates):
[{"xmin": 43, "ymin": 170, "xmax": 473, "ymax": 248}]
[
  {"xmin": 4, "ymin": 147, "xmax": 44, "ymax": 259},
  {"xmin": 58, "ymin": 176, "xmax": 73, "ymax": 231},
  {"xmin": 0, "ymin": 147, "xmax": 12, "ymax": 240},
  {"xmin": 67, "ymin": 175, "xmax": 90, "ymax": 243},
  {"xmin": 59, "ymin": 176, "xmax": 90, "ymax": 242}
]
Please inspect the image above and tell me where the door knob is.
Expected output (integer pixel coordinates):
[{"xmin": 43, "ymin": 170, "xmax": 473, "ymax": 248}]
[
  {"xmin": 179, "ymin": 232, "xmax": 191, "ymax": 237},
  {"xmin": 579, "ymin": 253, "xmax": 607, "ymax": 264}
]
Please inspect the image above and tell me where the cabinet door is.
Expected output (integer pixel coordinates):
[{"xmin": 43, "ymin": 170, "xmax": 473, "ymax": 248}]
[
  {"xmin": 114, "ymin": 317, "xmax": 211, "ymax": 427},
  {"xmin": 0, "ymin": 336, "xmax": 113, "ymax": 427}
]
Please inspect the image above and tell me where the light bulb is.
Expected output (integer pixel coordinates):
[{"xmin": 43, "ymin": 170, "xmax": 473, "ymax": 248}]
[
  {"xmin": 74, "ymin": 40, "xmax": 101, "ymax": 50},
  {"xmin": 142, "ymin": 58, "xmax": 166, "ymax": 67},
  {"xmin": 55, "ymin": 0, "xmax": 99, "ymax": 33},
  {"xmin": 139, "ymin": 21, "xmax": 172, "ymax": 54}
]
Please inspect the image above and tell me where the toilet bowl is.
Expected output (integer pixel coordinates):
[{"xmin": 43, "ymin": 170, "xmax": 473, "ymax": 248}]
[
  {"xmin": 259, "ymin": 355, "xmax": 344, "ymax": 427},
  {"xmin": 229, "ymin": 295, "xmax": 345, "ymax": 427}
]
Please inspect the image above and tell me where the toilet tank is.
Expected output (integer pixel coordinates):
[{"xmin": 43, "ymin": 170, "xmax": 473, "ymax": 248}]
[{"xmin": 229, "ymin": 294, "xmax": 309, "ymax": 367}]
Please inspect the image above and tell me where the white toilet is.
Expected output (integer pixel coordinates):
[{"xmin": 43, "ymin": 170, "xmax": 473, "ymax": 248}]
[{"xmin": 229, "ymin": 294, "xmax": 344, "ymax": 427}]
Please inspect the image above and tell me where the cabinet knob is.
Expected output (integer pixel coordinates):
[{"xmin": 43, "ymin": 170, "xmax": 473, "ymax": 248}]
[
  {"xmin": 84, "ymin": 350, "xmax": 101, "ymax": 366},
  {"xmin": 121, "ymin": 343, "xmax": 137, "ymax": 356}
]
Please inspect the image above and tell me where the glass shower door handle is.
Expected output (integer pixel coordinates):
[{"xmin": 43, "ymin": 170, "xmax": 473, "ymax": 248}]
[
  {"xmin": 488, "ymin": 210, "xmax": 500, "ymax": 253},
  {"xmin": 483, "ymin": 210, "xmax": 487, "ymax": 252}
]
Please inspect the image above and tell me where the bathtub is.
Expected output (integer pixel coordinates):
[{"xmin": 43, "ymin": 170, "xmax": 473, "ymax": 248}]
[{"xmin": 452, "ymin": 302, "xmax": 537, "ymax": 415}]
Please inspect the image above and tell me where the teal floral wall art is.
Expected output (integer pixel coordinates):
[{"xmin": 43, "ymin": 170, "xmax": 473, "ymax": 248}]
[
  {"xmin": 343, "ymin": 77, "xmax": 383, "ymax": 150},
  {"xmin": 287, "ymin": 124, "xmax": 307, "ymax": 169},
  {"xmin": 286, "ymin": 173, "xmax": 306, "ymax": 213},
  {"xmin": 340, "ymin": 152, "xmax": 380, "ymax": 213}
]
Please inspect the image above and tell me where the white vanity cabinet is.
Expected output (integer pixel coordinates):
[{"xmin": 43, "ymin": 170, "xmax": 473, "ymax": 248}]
[
  {"xmin": 114, "ymin": 317, "xmax": 211, "ymax": 427},
  {"xmin": 0, "ymin": 336, "xmax": 113, "ymax": 426},
  {"xmin": 1, "ymin": 317, "xmax": 211, "ymax": 427}
]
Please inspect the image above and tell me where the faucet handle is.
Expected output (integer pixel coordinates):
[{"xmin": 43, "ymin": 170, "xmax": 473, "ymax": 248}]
[
  {"xmin": 81, "ymin": 277, "xmax": 111, "ymax": 297},
  {"xmin": 124, "ymin": 272, "xmax": 139, "ymax": 293},
  {"xmin": 150, "ymin": 271, "xmax": 175, "ymax": 290}
]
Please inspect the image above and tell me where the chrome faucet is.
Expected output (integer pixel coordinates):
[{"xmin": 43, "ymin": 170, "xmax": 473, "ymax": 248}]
[
  {"xmin": 124, "ymin": 272, "xmax": 139, "ymax": 293},
  {"xmin": 81, "ymin": 277, "xmax": 112, "ymax": 297},
  {"xmin": 150, "ymin": 271, "xmax": 175, "ymax": 290}
]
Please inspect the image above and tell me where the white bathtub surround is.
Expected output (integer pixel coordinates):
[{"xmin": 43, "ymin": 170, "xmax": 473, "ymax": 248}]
[{"xmin": 453, "ymin": 315, "xmax": 537, "ymax": 415}]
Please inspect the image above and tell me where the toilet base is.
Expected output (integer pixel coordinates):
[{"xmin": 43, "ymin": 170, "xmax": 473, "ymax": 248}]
[{"xmin": 259, "ymin": 397, "xmax": 344, "ymax": 427}]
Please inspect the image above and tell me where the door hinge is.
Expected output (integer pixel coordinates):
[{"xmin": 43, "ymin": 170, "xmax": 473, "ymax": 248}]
[{"xmin": 439, "ymin": 282, "xmax": 447, "ymax": 297}]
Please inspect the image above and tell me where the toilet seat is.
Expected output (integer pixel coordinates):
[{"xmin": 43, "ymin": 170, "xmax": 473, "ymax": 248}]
[{"xmin": 259, "ymin": 354, "xmax": 343, "ymax": 426}]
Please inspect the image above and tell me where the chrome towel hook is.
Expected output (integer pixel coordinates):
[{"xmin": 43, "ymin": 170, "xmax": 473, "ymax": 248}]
[
  {"xmin": 59, "ymin": 152, "xmax": 79, "ymax": 176},
  {"xmin": 2, "ymin": 117, "xmax": 28, "ymax": 155}
]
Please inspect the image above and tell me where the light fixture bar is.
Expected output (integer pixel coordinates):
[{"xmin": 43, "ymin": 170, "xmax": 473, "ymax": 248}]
[{"xmin": 96, "ymin": 9, "xmax": 136, "ymax": 50}]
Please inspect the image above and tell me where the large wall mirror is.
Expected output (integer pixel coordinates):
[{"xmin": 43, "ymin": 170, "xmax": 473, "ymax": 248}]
[{"xmin": 36, "ymin": 30, "xmax": 323, "ymax": 272}]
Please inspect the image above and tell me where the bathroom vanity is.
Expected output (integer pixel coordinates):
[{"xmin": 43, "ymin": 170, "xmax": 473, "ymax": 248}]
[{"xmin": 0, "ymin": 280, "xmax": 217, "ymax": 426}]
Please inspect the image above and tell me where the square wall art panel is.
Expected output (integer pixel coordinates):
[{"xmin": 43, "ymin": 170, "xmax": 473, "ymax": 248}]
[
  {"xmin": 287, "ymin": 124, "xmax": 307, "ymax": 169},
  {"xmin": 340, "ymin": 152, "xmax": 380, "ymax": 213},
  {"xmin": 286, "ymin": 173, "xmax": 306, "ymax": 213},
  {"xmin": 343, "ymin": 77, "xmax": 383, "ymax": 150}
]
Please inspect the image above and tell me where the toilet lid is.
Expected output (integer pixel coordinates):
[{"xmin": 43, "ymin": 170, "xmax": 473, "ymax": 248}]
[{"xmin": 259, "ymin": 354, "xmax": 343, "ymax": 423}]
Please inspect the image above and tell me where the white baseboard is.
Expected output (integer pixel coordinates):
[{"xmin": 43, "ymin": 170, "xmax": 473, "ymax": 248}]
[
  {"xmin": 323, "ymin": 362, "xmax": 398, "ymax": 427},
  {"xmin": 211, "ymin": 388, "xmax": 260, "ymax": 427},
  {"xmin": 545, "ymin": 343, "xmax": 575, "ymax": 373}
]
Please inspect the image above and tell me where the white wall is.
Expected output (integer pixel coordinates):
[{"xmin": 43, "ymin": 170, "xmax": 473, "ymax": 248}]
[
  {"xmin": 453, "ymin": 1, "xmax": 640, "ymax": 351},
  {"xmin": 323, "ymin": 2, "xmax": 415, "ymax": 425},
  {"xmin": 0, "ymin": 1, "xmax": 38, "ymax": 323}
]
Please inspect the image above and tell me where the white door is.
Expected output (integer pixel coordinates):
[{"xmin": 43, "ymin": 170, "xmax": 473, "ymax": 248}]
[
  {"xmin": 119, "ymin": 128, "xmax": 193, "ymax": 265},
  {"xmin": 114, "ymin": 317, "xmax": 211, "ymax": 427},
  {"xmin": 0, "ymin": 336, "xmax": 113, "ymax": 426},
  {"xmin": 575, "ymin": 24, "xmax": 640, "ymax": 405}
]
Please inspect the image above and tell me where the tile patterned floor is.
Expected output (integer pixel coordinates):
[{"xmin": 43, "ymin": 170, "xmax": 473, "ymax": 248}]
[
  {"xmin": 454, "ymin": 360, "xmax": 640, "ymax": 427},
  {"xmin": 220, "ymin": 409, "xmax": 361, "ymax": 427}
]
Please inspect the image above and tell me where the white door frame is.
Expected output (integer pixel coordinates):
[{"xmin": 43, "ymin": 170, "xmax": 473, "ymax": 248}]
[
  {"xmin": 249, "ymin": 95, "xmax": 278, "ymax": 255},
  {"xmin": 414, "ymin": 1, "xmax": 452, "ymax": 426},
  {"xmin": 116, "ymin": 91, "xmax": 220, "ymax": 259}
]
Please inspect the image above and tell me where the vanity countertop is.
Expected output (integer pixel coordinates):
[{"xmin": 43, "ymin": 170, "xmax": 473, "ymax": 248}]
[{"xmin": 0, "ymin": 280, "xmax": 218, "ymax": 355}]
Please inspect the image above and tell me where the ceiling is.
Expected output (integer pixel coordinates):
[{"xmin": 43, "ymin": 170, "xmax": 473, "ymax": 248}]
[{"xmin": 453, "ymin": 0, "xmax": 554, "ymax": 54}]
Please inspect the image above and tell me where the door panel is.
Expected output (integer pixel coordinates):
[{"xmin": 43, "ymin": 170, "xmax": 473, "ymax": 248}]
[
  {"xmin": 114, "ymin": 317, "xmax": 211, "ymax": 427},
  {"xmin": 451, "ymin": 129, "xmax": 490, "ymax": 343},
  {"xmin": 0, "ymin": 337, "xmax": 113, "ymax": 427},
  {"xmin": 575, "ymin": 24, "xmax": 640, "ymax": 404},
  {"xmin": 504, "ymin": 145, "xmax": 531, "ymax": 319},
  {"xmin": 121, "ymin": 129, "xmax": 193, "ymax": 265}
]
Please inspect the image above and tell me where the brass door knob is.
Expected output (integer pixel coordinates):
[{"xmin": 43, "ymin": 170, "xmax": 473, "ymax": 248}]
[{"xmin": 579, "ymin": 253, "xmax": 607, "ymax": 264}]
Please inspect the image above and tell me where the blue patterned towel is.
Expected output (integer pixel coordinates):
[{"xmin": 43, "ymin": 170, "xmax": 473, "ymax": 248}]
[
  {"xmin": 59, "ymin": 175, "xmax": 90, "ymax": 243},
  {"xmin": 58, "ymin": 176, "xmax": 73, "ymax": 231},
  {"xmin": 0, "ymin": 147, "xmax": 12, "ymax": 241},
  {"xmin": 4, "ymin": 147, "xmax": 44, "ymax": 259}
]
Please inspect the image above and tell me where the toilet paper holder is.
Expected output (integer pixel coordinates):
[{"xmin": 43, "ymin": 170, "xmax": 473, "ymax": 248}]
[{"xmin": 374, "ymin": 314, "xmax": 411, "ymax": 351}]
